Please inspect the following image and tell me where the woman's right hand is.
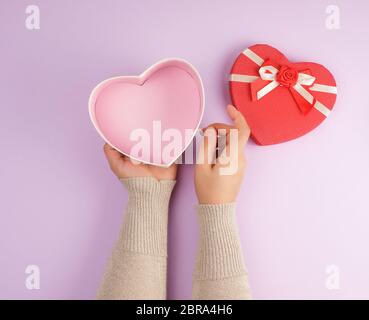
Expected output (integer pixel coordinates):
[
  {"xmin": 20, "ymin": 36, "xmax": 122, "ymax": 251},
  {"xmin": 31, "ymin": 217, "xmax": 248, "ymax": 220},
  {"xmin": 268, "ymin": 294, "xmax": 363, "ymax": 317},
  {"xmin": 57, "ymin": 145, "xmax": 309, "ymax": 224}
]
[{"xmin": 195, "ymin": 105, "xmax": 250, "ymax": 204}]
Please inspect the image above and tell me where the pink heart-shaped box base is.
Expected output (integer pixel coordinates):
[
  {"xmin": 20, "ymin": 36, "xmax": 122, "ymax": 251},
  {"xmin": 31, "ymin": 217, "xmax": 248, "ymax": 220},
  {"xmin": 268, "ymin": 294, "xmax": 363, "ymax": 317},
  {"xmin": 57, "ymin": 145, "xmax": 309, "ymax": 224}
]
[{"xmin": 89, "ymin": 59, "xmax": 204, "ymax": 166}]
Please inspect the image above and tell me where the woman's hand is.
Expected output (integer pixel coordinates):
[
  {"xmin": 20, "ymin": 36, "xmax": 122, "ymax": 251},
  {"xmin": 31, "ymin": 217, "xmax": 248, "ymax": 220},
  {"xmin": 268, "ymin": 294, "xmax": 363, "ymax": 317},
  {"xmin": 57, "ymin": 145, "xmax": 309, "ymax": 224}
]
[
  {"xmin": 195, "ymin": 105, "xmax": 250, "ymax": 204},
  {"xmin": 104, "ymin": 144, "xmax": 177, "ymax": 180}
]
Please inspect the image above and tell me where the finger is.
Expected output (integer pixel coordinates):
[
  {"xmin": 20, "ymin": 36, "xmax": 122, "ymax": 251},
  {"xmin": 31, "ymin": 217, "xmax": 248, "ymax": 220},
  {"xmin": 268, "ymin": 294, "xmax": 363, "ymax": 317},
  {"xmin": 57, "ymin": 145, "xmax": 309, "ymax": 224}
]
[
  {"xmin": 206, "ymin": 123, "xmax": 232, "ymax": 146},
  {"xmin": 197, "ymin": 127, "xmax": 217, "ymax": 169},
  {"xmin": 103, "ymin": 143, "xmax": 124, "ymax": 168},
  {"xmin": 205, "ymin": 124, "xmax": 239, "ymax": 161},
  {"xmin": 204, "ymin": 123, "xmax": 233, "ymax": 131},
  {"xmin": 227, "ymin": 105, "xmax": 251, "ymax": 146},
  {"xmin": 217, "ymin": 135, "xmax": 245, "ymax": 165},
  {"xmin": 215, "ymin": 135, "xmax": 247, "ymax": 176}
]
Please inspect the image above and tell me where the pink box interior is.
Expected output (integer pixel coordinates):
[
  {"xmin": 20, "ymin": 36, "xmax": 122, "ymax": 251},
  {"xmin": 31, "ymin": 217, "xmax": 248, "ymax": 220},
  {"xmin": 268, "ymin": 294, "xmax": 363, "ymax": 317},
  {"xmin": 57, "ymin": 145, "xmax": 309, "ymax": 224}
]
[{"xmin": 89, "ymin": 59, "xmax": 204, "ymax": 165}]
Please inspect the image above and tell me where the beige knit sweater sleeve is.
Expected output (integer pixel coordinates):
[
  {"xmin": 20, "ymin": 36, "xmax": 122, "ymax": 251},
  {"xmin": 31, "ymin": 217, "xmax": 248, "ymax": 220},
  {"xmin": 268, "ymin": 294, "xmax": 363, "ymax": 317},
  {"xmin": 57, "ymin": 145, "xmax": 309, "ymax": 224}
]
[
  {"xmin": 97, "ymin": 177, "xmax": 176, "ymax": 300},
  {"xmin": 192, "ymin": 203, "xmax": 252, "ymax": 299},
  {"xmin": 97, "ymin": 177, "xmax": 251, "ymax": 300}
]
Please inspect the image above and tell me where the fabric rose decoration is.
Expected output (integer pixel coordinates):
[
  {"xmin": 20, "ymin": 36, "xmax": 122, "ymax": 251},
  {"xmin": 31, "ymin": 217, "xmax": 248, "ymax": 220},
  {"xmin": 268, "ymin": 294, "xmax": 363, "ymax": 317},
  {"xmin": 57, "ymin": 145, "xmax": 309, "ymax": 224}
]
[{"xmin": 276, "ymin": 65, "xmax": 298, "ymax": 87}]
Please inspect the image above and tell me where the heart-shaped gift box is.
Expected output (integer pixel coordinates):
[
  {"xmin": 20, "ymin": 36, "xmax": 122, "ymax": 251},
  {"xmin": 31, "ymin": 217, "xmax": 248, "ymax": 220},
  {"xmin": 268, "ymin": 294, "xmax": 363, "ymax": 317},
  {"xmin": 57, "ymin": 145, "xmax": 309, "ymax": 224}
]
[
  {"xmin": 89, "ymin": 59, "xmax": 205, "ymax": 166},
  {"xmin": 229, "ymin": 44, "xmax": 337, "ymax": 145}
]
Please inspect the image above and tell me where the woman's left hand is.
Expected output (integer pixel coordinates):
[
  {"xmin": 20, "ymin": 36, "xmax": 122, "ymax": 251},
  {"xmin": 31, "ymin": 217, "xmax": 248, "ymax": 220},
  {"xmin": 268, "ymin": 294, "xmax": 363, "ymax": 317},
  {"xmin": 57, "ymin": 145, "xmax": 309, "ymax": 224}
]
[{"xmin": 103, "ymin": 144, "xmax": 177, "ymax": 180}]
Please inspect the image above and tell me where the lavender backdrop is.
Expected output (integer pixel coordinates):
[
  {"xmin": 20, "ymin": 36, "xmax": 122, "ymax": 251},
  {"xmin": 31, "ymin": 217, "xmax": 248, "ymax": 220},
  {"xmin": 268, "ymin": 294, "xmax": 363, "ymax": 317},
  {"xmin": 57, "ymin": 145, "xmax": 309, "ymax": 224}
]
[{"xmin": 1, "ymin": 0, "xmax": 368, "ymax": 299}]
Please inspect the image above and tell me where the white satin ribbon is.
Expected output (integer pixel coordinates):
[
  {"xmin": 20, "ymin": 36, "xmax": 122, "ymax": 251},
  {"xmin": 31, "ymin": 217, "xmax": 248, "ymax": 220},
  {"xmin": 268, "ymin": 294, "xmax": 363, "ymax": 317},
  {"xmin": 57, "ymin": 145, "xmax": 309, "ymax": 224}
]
[
  {"xmin": 243, "ymin": 48, "xmax": 264, "ymax": 66},
  {"xmin": 231, "ymin": 49, "xmax": 337, "ymax": 117}
]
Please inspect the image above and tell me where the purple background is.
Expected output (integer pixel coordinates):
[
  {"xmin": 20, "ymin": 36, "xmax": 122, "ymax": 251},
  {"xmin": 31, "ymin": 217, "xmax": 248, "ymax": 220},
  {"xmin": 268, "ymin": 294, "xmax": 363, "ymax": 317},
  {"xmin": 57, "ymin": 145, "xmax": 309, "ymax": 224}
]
[{"xmin": 1, "ymin": 0, "xmax": 369, "ymax": 299}]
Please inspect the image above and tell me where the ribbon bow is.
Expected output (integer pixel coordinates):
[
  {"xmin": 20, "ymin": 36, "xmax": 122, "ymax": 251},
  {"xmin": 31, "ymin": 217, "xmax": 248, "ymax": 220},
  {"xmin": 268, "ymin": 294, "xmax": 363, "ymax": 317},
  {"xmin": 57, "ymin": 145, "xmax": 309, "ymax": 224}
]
[
  {"xmin": 230, "ymin": 48, "xmax": 337, "ymax": 117},
  {"xmin": 251, "ymin": 60, "xmax": 316, "ymax": 114}
]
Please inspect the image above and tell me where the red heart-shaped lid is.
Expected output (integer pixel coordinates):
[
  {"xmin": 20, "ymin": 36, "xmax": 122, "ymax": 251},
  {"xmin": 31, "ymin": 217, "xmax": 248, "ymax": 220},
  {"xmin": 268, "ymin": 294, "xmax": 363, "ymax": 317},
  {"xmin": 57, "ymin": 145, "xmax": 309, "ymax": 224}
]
[{"xmin": 229, "ymin": 44, "xmax": 337, "ymax": 145}]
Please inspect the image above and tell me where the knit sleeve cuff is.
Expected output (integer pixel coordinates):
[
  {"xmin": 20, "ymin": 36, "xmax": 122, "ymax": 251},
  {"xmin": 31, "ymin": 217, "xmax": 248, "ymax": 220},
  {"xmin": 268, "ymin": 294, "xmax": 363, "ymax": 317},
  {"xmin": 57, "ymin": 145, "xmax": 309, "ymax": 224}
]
[
  {"xmin": 117, "ymin": 177, "xmax": 176, "ymax": 256},
  {"xmin": 195, "ymin": 203, "xmax": 246, "ymax": 280},
  {"xmin": 121, "ymin": 177, "xmax": 176, "ymax": 200}
]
